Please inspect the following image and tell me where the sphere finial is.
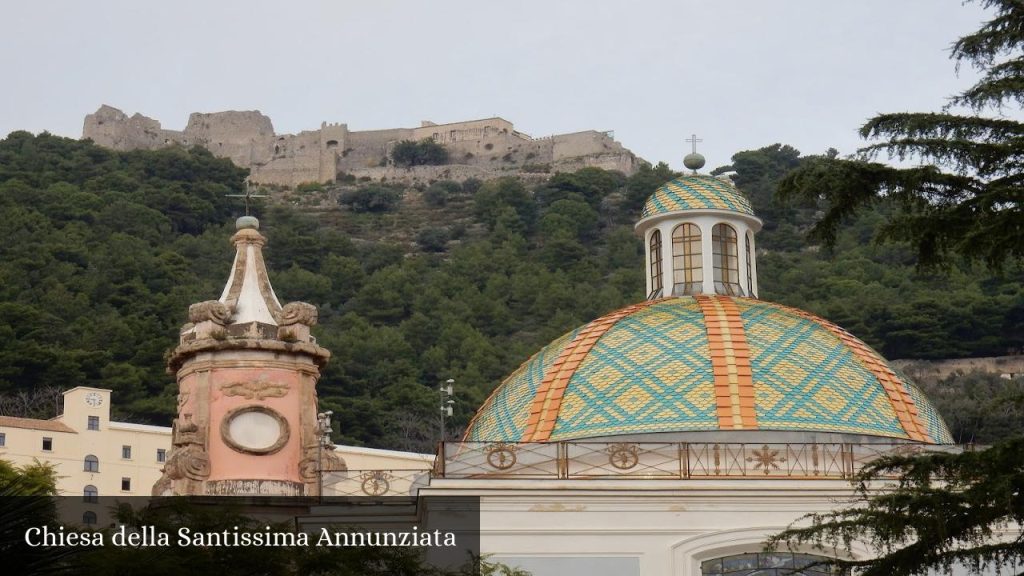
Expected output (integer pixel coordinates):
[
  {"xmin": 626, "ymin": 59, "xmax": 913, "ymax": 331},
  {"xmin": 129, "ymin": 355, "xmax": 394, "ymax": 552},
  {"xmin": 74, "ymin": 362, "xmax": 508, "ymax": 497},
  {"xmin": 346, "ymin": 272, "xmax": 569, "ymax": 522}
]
[
  {"xmin": 683, "ymin": 152, "xmax": 706, "ymax": 172},
  {"xmin": 236, "ymin": 215, "xmax": 260, "ymax": 230}
]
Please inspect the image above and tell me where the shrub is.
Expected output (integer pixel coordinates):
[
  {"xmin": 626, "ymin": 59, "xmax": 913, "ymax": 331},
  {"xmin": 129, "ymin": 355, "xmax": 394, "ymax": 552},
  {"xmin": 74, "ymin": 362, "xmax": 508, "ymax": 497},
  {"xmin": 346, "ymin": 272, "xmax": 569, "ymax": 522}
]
[
  {"xmin": 423, "ymin": 180, "xmax": 462, "ymax": 207},
  {"xmin": 391, "ymin": 139, "xmax": 449, "ymax": 167},
  {"xmin": 296, "ymin": 181, "xmax": 323, "ymax": 193},
  {"xmin": 416, "ymin": 227, "xmax": 450, "ymax": 252},
  {"xmin": 338, "ymin": 184, "xmax": 403, "ymax": 213}
]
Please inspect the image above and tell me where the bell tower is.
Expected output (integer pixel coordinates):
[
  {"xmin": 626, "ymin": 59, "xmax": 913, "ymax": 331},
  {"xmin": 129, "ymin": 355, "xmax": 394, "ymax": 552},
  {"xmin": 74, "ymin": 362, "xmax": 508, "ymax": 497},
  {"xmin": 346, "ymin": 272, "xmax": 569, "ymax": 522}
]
[{"xmin": 154, "ymin": 216, "xmax": 338, "ymax": 496}]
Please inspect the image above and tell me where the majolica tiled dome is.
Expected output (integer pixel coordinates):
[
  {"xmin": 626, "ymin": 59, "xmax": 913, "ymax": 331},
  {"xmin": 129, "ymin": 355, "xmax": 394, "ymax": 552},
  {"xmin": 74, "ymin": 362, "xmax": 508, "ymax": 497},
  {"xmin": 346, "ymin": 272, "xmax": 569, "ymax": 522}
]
[
  {"xmin": 641, "ymin": 174, "xmax": 755, "ymax": 218},
  {"xmin": 464, "ymin": 296, "xmax": 953, "ymax": 444}
]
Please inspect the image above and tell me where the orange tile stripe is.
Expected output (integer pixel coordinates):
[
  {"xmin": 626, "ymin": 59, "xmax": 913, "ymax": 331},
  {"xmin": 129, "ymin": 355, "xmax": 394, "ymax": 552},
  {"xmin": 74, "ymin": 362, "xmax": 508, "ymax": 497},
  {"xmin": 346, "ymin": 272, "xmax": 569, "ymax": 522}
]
[
  {"xmin": 772, "ymin": 303, "xmax": 931, "ymax": 443},
  {"xmin": 520, "ymin": 300, "xmax": 663, "ymax": 442},
  {"xmin": 695, "ymin": 295, "xmax": 757, "ymax": 430}
]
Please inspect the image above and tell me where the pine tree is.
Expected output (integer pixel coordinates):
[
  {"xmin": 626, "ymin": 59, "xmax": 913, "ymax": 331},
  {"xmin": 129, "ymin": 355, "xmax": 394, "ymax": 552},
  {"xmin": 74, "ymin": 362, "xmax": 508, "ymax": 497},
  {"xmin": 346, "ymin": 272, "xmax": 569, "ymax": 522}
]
[
  {"xmin": 767, "ymin": 438, "xmax": 1024, "ymax": 576},
  {"xmin": 779, "ymin": 0, "xmax": 1024, "ymax": 268},
  {"xmin": 770, "ymin": 3, "xmax": 1024, "ymax": 573}
]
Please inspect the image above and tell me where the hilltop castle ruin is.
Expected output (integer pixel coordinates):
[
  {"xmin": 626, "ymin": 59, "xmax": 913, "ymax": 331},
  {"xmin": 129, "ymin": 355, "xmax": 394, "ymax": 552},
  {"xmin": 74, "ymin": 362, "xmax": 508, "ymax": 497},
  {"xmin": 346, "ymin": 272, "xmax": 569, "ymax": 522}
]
[{"xmin": 83, "ymin": 106, "xmax": 641, "ymax": 187}]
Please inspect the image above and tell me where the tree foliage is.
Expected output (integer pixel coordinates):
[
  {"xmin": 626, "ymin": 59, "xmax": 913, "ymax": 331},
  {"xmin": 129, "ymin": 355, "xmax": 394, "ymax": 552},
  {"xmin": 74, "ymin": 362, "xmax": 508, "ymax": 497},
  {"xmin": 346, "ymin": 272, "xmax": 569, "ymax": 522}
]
[
  {"xmin": 768, "ymin": 438, "xmax": 1024, "ymax": 576},
  {"xmin": 777, "ymin": 0, "xmax": 1024, "ymax": 268},
  {"xmin": 0, "ymin": 459, "xmax": 77, "ymax": 576},
  {"xmin": 391, "ymin": 139, "xmax": 449, "ymax": 167},
  {"xmin": 0, "ymin": 132, "xmax": 1020, "ymax": 447},
  {"xmin": 338, "ymin": 184, "xmax": 404, "ymax": 213}
]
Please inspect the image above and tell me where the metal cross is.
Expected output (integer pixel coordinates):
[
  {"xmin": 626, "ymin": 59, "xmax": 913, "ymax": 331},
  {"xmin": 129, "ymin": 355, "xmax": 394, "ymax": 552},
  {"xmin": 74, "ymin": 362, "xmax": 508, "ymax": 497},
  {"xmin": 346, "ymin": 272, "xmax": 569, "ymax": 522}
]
[
  {"xmin": 225, "ymin": 180, "xmax": 268, "ymax": 216},
  {"xmin": 685, "ymin": 134, "xmax": 703, "ymax": 154}
]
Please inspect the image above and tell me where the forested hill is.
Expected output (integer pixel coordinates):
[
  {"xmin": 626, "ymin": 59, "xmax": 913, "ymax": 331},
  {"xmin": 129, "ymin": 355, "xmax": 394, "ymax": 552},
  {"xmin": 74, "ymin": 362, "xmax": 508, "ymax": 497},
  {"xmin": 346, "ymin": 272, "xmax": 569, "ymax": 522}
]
[{"xmin": 0, "ymin": 132, "xmax": 1021, "ymax": 448}]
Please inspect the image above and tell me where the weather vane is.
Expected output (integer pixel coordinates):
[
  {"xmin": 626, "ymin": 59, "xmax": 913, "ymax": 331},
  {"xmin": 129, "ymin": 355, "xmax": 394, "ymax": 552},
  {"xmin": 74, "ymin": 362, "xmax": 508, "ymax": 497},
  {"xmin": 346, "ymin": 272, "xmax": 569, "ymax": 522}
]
[{"xmin": 225, "ymin": 179, "xmax": 268, "ymax": 216}]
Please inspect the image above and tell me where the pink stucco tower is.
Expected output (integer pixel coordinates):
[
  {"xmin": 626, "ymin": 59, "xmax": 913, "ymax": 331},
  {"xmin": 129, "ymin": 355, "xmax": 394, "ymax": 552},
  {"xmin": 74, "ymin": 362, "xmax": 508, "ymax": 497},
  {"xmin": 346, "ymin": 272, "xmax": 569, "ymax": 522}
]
[{"xmin": 155, "ymin": 216, "xmax": 337, "ymax": 496}]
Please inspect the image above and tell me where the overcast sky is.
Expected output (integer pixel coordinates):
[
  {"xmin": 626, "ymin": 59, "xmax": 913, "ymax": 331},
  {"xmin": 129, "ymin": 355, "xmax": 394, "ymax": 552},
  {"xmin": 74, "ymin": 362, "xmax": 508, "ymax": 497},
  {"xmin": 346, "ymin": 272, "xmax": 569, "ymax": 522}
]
[{"xmin": 1, "ymin": 0, "xmax": 990, "ymax": 170}]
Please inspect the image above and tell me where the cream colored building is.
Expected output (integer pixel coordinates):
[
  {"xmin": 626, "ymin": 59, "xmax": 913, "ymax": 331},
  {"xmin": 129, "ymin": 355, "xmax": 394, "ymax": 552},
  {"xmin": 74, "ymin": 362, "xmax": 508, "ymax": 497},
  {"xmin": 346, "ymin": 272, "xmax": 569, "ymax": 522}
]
[{"xmin": 0, "ymin": 386, "xmax": 171, "ymax": 513}]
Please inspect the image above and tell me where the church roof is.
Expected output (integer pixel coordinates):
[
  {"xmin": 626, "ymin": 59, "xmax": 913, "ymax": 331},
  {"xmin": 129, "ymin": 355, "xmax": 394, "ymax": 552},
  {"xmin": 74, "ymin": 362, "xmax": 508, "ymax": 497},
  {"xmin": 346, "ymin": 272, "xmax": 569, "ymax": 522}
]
[
  {"xmin": 464, "ymin": 296, "xmax": 953, "ymax": 444},
  {"xmin": 641, "ymin": 175, "xmax": 755, "ymax": 219}
]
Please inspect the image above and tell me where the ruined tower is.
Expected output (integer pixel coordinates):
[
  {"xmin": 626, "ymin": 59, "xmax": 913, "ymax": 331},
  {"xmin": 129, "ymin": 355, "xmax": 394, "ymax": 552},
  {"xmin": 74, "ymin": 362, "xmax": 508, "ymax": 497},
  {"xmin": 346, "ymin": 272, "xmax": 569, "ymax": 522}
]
[{"xmin": 154, "ymin": 215, "xmax": 338, "ymax": 496}]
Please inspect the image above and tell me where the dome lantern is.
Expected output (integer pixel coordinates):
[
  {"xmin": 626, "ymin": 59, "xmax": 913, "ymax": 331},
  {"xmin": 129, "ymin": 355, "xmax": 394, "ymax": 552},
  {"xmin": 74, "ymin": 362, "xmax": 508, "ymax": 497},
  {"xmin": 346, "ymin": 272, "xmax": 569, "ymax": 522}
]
[{"xmin": 635, "ymin": 139, "xmax": 763, "ymax": 299}]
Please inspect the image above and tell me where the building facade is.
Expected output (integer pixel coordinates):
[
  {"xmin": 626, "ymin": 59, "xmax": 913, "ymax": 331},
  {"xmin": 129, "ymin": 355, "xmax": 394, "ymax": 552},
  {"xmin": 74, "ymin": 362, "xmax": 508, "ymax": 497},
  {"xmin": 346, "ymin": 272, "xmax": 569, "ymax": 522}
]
[{"xmin": 0, "ymin": 386, "xmax": 170, "ymax": 511}]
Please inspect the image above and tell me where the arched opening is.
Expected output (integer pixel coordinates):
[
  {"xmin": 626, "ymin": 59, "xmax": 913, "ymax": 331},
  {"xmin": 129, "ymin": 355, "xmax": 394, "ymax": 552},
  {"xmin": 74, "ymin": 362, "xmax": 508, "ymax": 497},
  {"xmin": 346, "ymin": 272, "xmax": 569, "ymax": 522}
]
[
  {"xmin": 649, "ymin": 230, "xmax": 663, "ymax": 299},
  {"xmin": 84, "ymin": 455, "xmax": 99, "ymax": 473},
  {"xmin": 325, "ymin": 140, "xmax": 339, "ymax": 149},
  {"xmin": 712, "ymin": 223, "xmax": 742, "ymax": 295},
  {"xmin": 745, "ymin": 232, "xmax": 754, "ymax": 296},
  {"xmin": 701, "ymin": 551, "xmax": 840, "ymax": 575},
  {"xmin": 82, "ymin": 511, "xmax": 98, "ymax": 526},
  {"xmin": 83, "ymin": 485, "xmax": 98, "ymax": 503},
  {"xmin": 672, "ymin": 223, "xmax": 703, "ymax": 295}
]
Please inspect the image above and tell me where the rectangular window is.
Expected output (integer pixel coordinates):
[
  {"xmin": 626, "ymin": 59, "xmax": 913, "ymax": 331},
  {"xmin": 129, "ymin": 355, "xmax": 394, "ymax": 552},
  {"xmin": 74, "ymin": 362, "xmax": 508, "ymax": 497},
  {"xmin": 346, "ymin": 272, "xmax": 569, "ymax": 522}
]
[
  {"xmin": 121, "ymin": 477, "xmax": 131, "ymax": 491},
  {"xmin": 87, "ymin": 416, "xmax": 99, "ymax": 430},
  {"xmin": 157, "ymin": 448, "xmax": 166, "ymax": 463},
  {"xmin": 0, "ymin": 432, "xmax": 5, "ymax": 447},
  {"xmin": 42, "ymin": 437, "xmax": 52, "ymax": 451},
  {"xmin": 122, "ymin": 445, "xmax": 131, "ymax": 459}
]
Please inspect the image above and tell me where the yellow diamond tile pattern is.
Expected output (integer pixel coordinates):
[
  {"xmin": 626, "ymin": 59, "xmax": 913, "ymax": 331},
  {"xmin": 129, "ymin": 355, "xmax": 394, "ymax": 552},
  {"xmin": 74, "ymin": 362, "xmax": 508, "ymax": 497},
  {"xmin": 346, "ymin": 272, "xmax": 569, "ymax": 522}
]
[
  {"xmin": 463, "ymin": 328, "xmax": 579, "ymax": 441},
  {"xmin": 736, "ymin": 298, "xmax": 913, "ymax": 439},
  {"xmin": 641, "ymin": 175, "xmax": 755, "ymax": 219},
  {"xmin": 464, "ymin": 296, "xmax": 954, "ymax": 444},
  {"xmin": 550, "ymin": 298, "xmax": 718, "ymax": 440}
]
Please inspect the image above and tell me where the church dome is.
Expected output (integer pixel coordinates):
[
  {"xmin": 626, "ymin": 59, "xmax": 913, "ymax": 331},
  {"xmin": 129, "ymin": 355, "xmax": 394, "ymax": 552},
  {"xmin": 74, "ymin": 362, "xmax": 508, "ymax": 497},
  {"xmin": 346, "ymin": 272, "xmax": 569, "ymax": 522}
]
[
  {"xmin": 640, "ymin": 174, "xmax": 755, "ymax": 219},
  {"xmin": 464, "ymin": 296, "xmax": 953, "ymax": 445}
]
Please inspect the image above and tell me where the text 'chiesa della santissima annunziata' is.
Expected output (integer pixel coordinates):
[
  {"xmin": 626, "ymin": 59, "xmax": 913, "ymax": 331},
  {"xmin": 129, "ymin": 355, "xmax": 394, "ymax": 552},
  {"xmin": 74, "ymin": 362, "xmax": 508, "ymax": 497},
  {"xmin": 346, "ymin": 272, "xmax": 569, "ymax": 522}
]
[{"xmin": 25, "ymin": 525, "xmax": 457, "ymax": 548}]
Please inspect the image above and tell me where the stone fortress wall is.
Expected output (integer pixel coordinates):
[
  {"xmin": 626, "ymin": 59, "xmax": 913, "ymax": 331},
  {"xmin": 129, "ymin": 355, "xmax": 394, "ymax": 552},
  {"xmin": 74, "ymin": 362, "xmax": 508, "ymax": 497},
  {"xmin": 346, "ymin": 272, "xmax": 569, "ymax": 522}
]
[{"xmin": 83, "ymin": 106, "xmax": 641, "ymax": 187}]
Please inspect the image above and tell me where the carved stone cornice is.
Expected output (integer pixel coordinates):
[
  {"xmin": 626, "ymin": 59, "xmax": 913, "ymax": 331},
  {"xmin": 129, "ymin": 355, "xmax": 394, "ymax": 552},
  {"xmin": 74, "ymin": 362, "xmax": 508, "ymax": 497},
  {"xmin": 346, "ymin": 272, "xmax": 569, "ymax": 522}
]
[{"xmin": 167, "ymin": 338, "xmax": 331, "ymax": 373}]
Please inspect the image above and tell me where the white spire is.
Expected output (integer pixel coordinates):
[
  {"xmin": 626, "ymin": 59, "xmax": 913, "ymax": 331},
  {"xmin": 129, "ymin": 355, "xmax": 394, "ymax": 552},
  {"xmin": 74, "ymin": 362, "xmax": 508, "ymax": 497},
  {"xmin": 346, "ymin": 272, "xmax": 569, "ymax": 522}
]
[{"xmin": 218, "ymin": 217, "xmax": 282, "ymax": 326}]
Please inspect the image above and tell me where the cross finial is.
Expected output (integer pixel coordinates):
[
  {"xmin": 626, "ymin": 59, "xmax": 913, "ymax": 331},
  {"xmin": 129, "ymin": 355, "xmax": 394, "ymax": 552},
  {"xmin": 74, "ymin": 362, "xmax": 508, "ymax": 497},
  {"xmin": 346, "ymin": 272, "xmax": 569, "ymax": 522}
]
[
  {"xmin": 226, "ymin": 180, "xmax": 268, "ymax": 216},
  {"xmin": 685, "ymin": 134, "xmax": 703, "ymax": 155}
]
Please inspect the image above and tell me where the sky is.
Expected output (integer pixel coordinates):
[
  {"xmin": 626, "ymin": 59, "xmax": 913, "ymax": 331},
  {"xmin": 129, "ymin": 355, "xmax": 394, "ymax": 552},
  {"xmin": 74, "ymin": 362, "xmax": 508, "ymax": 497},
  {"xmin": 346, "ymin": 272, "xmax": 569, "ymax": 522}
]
[{"xmin": 0, "ymin": 0, "xmax": 991, "ymax": 171}]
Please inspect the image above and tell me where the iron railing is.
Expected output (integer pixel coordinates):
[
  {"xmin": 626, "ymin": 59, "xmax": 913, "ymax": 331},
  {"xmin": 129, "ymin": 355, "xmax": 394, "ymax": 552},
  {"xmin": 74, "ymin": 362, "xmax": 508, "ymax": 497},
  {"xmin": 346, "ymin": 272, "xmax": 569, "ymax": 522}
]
[
  {"xmin": 322, "ymin": 469, "xmax": 430, "ymax": 497},
  {"xmin": 434, "ymin": 441, "xmax": 965, "ymax": 480}
]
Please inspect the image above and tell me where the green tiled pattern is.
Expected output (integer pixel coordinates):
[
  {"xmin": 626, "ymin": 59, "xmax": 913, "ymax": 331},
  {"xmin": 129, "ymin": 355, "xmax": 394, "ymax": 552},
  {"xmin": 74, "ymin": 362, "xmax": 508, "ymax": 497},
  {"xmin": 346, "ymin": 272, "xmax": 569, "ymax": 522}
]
[
  {"xmin": 550, "ymin": 299, "xmax": 718, "ymax": 440},
  {"xmin": 736, "ymin": 299, "xmax": 910, "ymax": 438},
  {"xmin": 464, "ymin": 329, "xmax": 578, "ymax": 441},
  {"xmin": 903, "ymin": 379, "xmax": 955, "ymax": 444},
  {"xmin": 464, "ymin": 297, "xmax": 954, "ymax": 444},
  {"xmin": 641, "ymin": 175, "xmax": 755, "ymax": 218}
]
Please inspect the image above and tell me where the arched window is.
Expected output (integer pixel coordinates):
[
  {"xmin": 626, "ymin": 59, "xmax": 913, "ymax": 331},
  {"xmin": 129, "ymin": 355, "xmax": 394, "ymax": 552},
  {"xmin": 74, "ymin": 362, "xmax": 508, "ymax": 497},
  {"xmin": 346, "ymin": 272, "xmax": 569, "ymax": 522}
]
[
  {"xmin": 84, "ymin": 455, "xmax": 99, "ymax": 473},
  {"xmin": 83, "ymin": 485, "xmax": 98, "ymax": 503},
  {"xmin": 745, "ymin": 232, "xmax": 753, "ymax": 296},
  {"xmin": 648, "ymin": 230, "xmax": 663, "ymax": 299},
  {"xmin": 701, "ymin": 552, "xmax": 840, "ymax": 575},
  {"xmin": 82, "ymin": 511, "xmax": 97, "ymax": 526},
  {"xmin": 672, "ymin": 223, "xmax": 703, "ymax": 295},
  {"xmin": 712, "ymin": 223, "xmax": 742, "ymax": 295}
]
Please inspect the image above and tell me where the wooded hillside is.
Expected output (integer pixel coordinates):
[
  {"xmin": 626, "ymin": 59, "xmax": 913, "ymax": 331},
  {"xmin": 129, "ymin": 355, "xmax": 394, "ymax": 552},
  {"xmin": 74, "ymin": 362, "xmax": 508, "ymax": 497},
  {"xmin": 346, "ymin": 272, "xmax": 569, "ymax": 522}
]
[{"xmin": 0, "ymin": 133, "xmax": 1020, "ymax": 447}]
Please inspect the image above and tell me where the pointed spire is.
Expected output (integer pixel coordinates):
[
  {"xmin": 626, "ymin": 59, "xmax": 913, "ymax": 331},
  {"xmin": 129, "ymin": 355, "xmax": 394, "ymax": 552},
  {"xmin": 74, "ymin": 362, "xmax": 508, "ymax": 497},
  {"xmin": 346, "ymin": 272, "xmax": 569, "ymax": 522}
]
[{"xmin": 218, "ymin": 216, "xmax": 282, "ymax": 327}]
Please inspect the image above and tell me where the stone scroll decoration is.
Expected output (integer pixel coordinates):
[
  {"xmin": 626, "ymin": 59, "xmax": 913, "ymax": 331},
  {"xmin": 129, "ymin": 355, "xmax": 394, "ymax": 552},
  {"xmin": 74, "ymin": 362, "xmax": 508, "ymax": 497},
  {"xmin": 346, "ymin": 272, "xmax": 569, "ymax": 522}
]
[
  {"xmin": 188, "ymin": 300, "xmax": 232, "ymax": 325},
  {"xmin": 278, "ymin": 302, "xmax": 318, "ymax": 327},
  {"xmin": 154, "ymin": 415, "xmax": 211, "ymax": 495},
  {"xmin": 299, "ymin": 443, "xmax": 346, "ymax": 494},
  {"xmin": 220, "ymin": 376, "xmax": 289, "ymax": 401},
  {"xmin": 276, "ymin": 302, "xmax": 318, "ymax": 342}
]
